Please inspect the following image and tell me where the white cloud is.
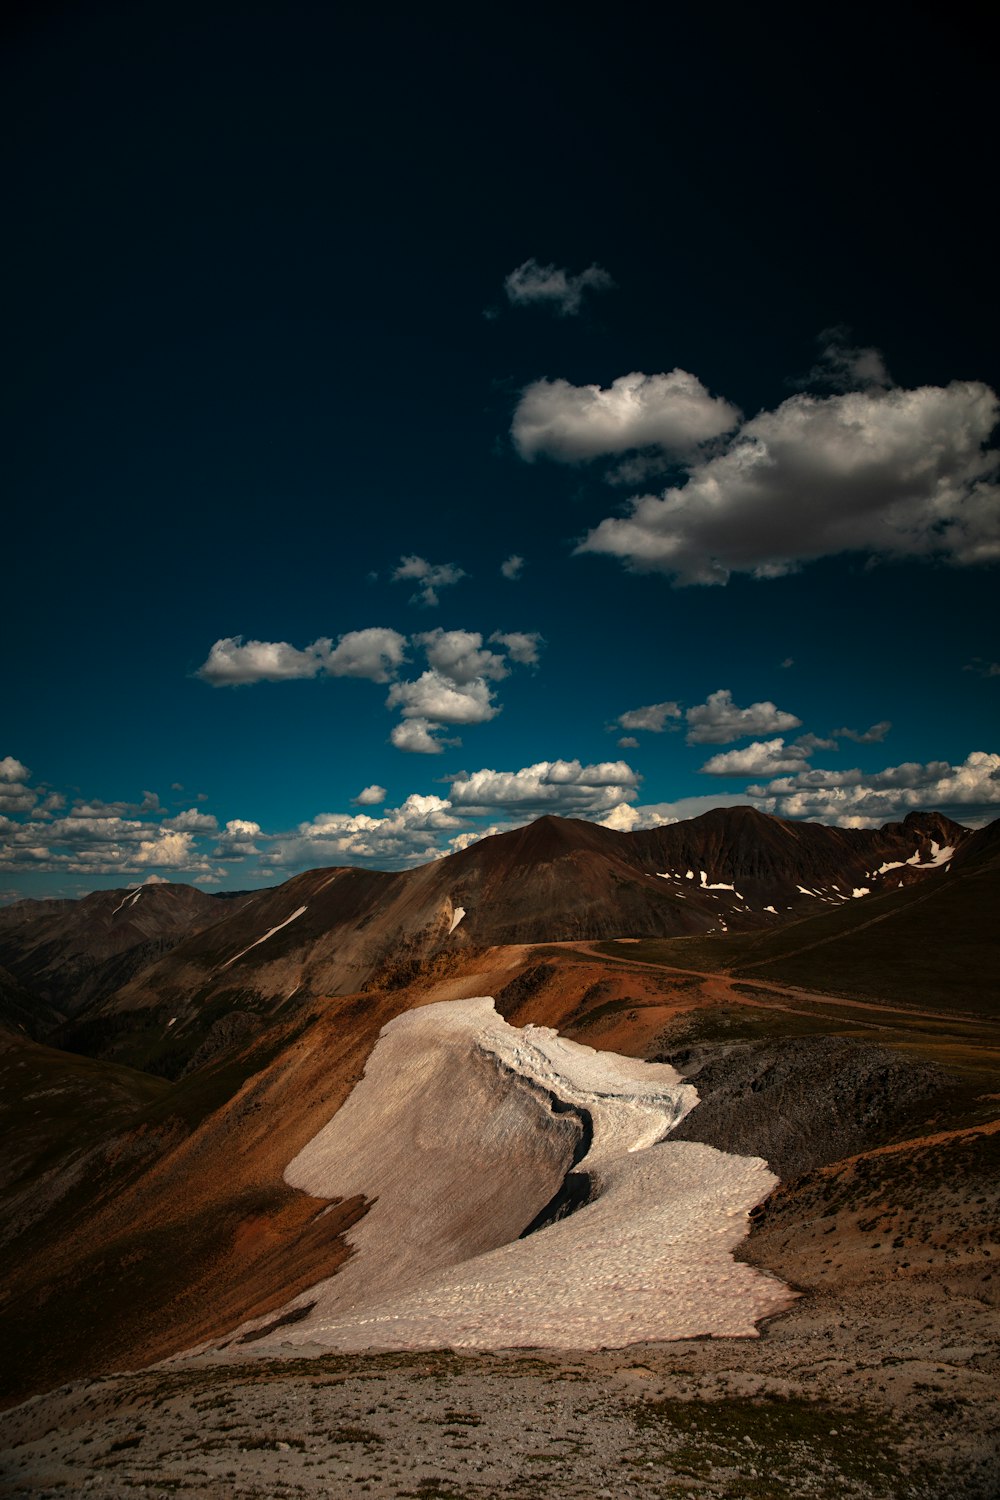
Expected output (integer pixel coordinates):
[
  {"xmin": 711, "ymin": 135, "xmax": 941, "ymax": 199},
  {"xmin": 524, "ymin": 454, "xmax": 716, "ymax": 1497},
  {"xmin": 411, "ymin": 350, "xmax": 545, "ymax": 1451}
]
[
  {"xmin": 352, "ymin": 784, "xmax": 387, "ymax": 806},
  {"xmin": 616, "ymin": 701, "xmax": 682, "ymax": 734},
  {"xmin": 500, "ymin": 554, "xmax": 524, "ymax": 580},
  {"xmin": 833, "ymin": 720, "xmax": 892, "ymax": 744},
  {"xmin": 598, "ymin": 802, "xmax": 678, "ymax": 832},
  {"xmin": 793, "ymin": 733, "xmax": 838, "ymax": 754},
  {"xmin": 197, "ymin": 628, "xmax": 407, "ymax": 687},
  {"xmin": 627, "ymin": 792, "xmax": 759, "ymax": 824},
  {"xmin": 747, "ymin": 751, "xmax": 1000, "ymax": 826},
  {"xmin": 0, "ymin": 784, "xmax": 36, "ymax": 815},
  {"xmin": 577, "ymin": 380, "xmax": 1000, "ymax": 584},
  {"xmin": 325, "ymin": 628, "xmax": 408, "ymax": 682},
  {"xmin": 198, "ymin": 623, "xmax": 540, "ymax": 753},
  {"xmin": 132, "ymin": 830, "xmax": 203, "ymax": 869},
  {"xmin": 271, "ymin": 794, "xmax": 463, "ymax": 867},
  {"xmin": 385, "ymin": 631, "xmax": 542, "ymax": 750},
  {"xmin": 700, "ymin": 738, "xmax": 811, "ymax": 777},
  {"xmin": 389, "ymin": 718, "xmax": 449, "ymax": 755},
  {"xmin": 685, "ymin": 689, "xmax": 802, "ymax": 745},
  {"xmin": 36, "ymin": 815, "xmax": 148, "ymax": 845},
  {"xmin": 414, "ymin": 628, "xmax": 508, "ymax": 684},
  {"xmin": 0, "ymin": 757, "xmax": 30, "ymax": 783},
  {"xmin": 448, "ymin": 759, "xmax": 640, "ymax": 818},
  {"xmin": 512, "ymin": 370, "xmax": 740, "ymax": 464},
  {"xmin": 618, "ymin": 736, "xmax": 639, "ymax": 749},
  {"xmin": 387, "ymin": 671, "xmax": 500, "ymax": 726},
  {"xmin": 197, "ymin": 635, "xmax": 327, "ymax": 685},
  {"xmin": 392, "ymin": 555, "xmax": 466, "ymax": 608},
  {"xmin": 213, "ymin": 819, "xmax": 262, "ymax": 857},
  {"xmin": 163, "ymin": 808, "xmax": 219, "ymax": 832},
  {"xmin": 488, "ymin": 630, "xmax": 544, "ymax": 667},
  {"xmin": 503, "ymin": 258, "xmax": 614, "ymax": 317}
]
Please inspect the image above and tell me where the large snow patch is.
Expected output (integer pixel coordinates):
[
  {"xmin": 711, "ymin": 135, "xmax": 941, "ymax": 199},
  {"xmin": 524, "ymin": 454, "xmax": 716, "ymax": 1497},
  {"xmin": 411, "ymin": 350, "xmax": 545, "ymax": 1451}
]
[{"xmin": 218, "ymin": 998, "xmax": 792, "ymax": 1354}]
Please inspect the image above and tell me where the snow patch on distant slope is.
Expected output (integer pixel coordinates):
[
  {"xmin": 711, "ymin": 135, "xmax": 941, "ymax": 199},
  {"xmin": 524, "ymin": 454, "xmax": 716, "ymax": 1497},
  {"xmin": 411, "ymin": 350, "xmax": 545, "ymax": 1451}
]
[
  {"xmin": 111, "ymin": 888, "xmax": 142, "ymax": 918},
  {"xmin": 219, "ymin": 905, "xmax": 308, "ymax": 970},
  {"xmin": 447, "ymin": 906, "xmax": 466, "ymax": 935},
  {"xmin": 699, "ymin": 870, "xmax": 742, "ymax": 897}
]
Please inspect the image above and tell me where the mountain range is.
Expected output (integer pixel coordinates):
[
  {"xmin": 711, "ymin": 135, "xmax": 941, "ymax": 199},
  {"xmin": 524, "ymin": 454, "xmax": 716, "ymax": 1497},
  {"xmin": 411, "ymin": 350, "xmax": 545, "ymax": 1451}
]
[{"xmin": 0, "ymin": 803, "xmax": 997, "ymax": 1448}]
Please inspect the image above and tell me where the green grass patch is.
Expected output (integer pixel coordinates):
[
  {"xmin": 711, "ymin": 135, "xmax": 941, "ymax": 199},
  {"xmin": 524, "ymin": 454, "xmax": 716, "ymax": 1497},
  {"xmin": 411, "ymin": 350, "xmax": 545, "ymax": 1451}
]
[{"xmin": 629, "ymin": 1394, "xmax": 912, "ymax": 1497}]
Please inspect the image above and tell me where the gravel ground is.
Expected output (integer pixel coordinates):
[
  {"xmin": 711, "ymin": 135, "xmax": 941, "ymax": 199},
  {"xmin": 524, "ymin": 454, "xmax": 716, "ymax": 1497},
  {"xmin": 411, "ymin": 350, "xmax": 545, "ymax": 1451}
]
[{"xmin": 2, "ymin": 1276, "xmax": 997, "ymax": 1500}]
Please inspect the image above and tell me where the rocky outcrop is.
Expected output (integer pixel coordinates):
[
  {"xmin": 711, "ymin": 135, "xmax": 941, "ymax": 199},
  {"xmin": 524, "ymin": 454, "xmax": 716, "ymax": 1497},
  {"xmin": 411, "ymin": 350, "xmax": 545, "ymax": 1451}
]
[{"xmin": 663, "ymin": 1036, "xmax": 951, "ymax": 1180}]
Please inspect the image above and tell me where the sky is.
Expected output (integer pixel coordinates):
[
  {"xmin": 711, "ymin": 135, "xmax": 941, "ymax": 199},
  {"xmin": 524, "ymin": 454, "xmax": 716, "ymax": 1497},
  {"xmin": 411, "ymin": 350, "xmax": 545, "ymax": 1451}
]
[{"xmin": 2, "ymin": 2, "xmax": 998, "ymax": 898}]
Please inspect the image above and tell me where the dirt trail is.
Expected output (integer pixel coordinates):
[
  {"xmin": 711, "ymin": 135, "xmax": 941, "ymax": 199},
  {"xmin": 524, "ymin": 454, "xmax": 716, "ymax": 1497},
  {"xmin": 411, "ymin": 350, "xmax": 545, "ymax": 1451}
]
[{"xmin": 552, "ymin": 940, "xmax": 991, "ymax": 1028}]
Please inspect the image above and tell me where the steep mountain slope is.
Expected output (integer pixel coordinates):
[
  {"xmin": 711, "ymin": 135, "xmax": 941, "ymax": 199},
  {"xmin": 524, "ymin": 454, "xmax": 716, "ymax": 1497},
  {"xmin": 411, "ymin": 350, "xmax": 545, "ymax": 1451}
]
[
  {"xmin": 658, "ymin": 816, "xmax": 1000, "ymax": 1013},
  {"xmin": 0, "ymin": 883, "xmax": 247, "ymax": 1023},
  {"xmin": 0, "ymin": 964, "xmax": 59, "ymax": 1039},
  {"xmin": 51, "ymin": 807, "xmax": 983, "ymax": 1076},
  {"xmin": 0, "ymin": 806, "xmax": 994, "ymax": 1410}
]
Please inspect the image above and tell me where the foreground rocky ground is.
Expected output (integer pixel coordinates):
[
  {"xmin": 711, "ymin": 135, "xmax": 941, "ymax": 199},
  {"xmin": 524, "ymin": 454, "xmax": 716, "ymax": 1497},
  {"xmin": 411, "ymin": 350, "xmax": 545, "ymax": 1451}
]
[{"xmin": 2, "ymin": 1267, "xmax": 997, "ymax": 1499}]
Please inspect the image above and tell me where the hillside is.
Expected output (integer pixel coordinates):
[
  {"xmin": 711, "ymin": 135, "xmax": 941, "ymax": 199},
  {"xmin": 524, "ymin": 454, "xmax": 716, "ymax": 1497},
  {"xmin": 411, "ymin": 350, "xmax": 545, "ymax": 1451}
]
[
  {"xmin": 0, "ymin": 883, "xmax": 243, "ymax": 1025},
  {"xmin": 46, "ymin": 806, "xmax": 983, "ymax": 1077}
]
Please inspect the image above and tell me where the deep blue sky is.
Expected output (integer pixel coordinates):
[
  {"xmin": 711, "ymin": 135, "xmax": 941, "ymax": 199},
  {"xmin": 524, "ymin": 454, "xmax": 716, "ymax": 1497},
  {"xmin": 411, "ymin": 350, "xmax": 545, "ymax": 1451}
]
[{"xmin": 3, "ymin": 2, "xmax": 998, "ymax": 896}]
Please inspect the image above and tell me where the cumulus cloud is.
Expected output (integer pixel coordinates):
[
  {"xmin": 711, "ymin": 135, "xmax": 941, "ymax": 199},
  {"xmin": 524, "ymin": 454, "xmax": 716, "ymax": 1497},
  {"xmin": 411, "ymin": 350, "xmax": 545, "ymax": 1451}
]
[
  {"xmin": 700, "ymin": 738, "xmax": 811, "ymax": 777},
  {"xmin": 325, "ymin": 628, "xmax": 408, "ymax": 682},
  {"xmin": 685, "ymin": 689, "xmax": 802, "ymax": 745},
  {"xmin": 503, "ymin": 258, "xmax": 614, "ymax": 316},
  {"xmin": 0, "ymin": 770, "xmax": 250, "ymax": 881},
  {"xmin": 384, "ymin": 631, "xmax": 543, "ymax": 751},
  {"xmin": 747, "ymin": 750, "xmax": 1000, "ymax": 827},
  {"xmin": 488, "ymin": 630, "xmax": 544, "ymax": 667},
  {"xmin": 352, "ymin": 784, "xmax": 387, "ymax": 806},
  {"xmin": 793, "ymin": 733, "xmax": 838, "ymax": 755},
  {"xmin": 131, "ymin": 830, "xmax": 203, "ymax": 869},
  {"xmin": 513, "ymin": 370, "xmax": 740, "ymax": 465},
  {"xmin": 271, "ymin": 794, "xmax": 464, "ymax": 868},
  {"xmin": 448, "ymin": 759, "xmax": 640, "ymax": 818},
  {"xmin": 414, "ymin": 629, "xmax": 508, "ymax": 684},
  {"xmin": 197, "ymin": 636, "xmax": 327, "ymax": 685},
  {"xmin": 392, "ymin": 555, "xmax": 466, "ymax": 608},
  {"xmin": 0, "ymin": 784, "xmax": 36, "ymax": 815},
  {"xmin": 598, "ymin": 802, "xmax": 677, "ymax": 832},
  {"xmin": 0, "ymin": 757, "xmax": 30, "ymax": 783},
  {"xmin": 833, "ymin": 721, "xmax": 892, "ymax": 744},
  {"xmin": 500, "ymin": 554, "xmax": 524, "ymax": 580},
  {"xmin": 389, "ymin": 718, "xmax": 451, "ymax": 755},
  {"xmin": 387, "ymin": 671, "xmax": 499, "ymax": 726},
  {"xmin": 577, "ymin": 379, "xmax": 1000, "ymax": 584},
  {"xmin": 618, "ymin": 736, "xmax": 639, "ymax": 749},
  {"xmin": 163, "ymin": 808, "xmax": 219, "ymax": 832},
  {"xmin": 616, "ymin": 701, "xmax": 682, "ymax": 734},
  {"xmin": 213, "ymin": 819, "xmax": 263, "ymax": 857},
  {"xmin": 197, "ymin": 629, "xmax": 407, "ymax": 686}
]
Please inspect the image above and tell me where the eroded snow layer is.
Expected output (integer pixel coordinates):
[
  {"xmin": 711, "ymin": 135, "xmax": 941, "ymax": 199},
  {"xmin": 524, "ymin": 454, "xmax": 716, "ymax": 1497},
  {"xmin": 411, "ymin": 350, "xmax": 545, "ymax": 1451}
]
[{"xmin": 220, "ymin": 999, "xmax": 790, "ymax": 1355}]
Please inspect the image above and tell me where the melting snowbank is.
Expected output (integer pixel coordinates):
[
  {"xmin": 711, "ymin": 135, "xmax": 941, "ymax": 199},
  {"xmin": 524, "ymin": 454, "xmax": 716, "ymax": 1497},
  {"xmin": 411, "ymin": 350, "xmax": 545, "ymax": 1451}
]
[{"xmin": 224, "ymin": 998, "xmax": 791, "ymax": 1354}]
